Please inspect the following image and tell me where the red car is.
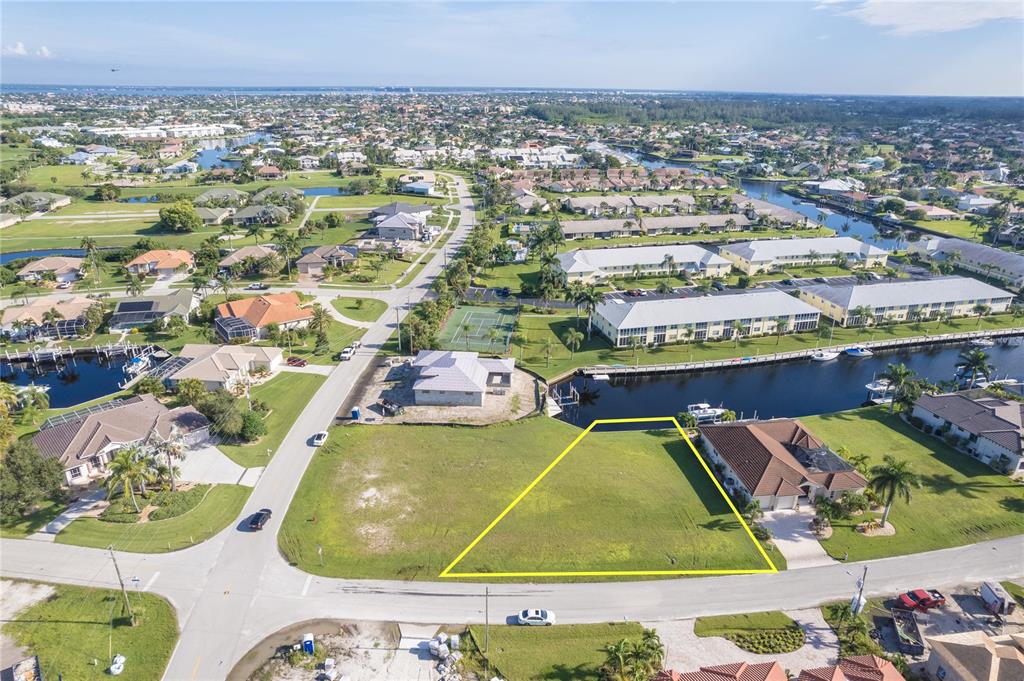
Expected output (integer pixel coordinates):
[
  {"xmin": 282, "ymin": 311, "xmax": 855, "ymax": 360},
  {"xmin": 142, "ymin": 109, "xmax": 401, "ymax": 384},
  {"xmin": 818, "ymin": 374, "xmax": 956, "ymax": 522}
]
[
  {"xmin": 898, "ymin": 589, "xmax": 946, "ymax": 611},
  {"xmin": 286, "ymin": 356, "xmax": 308, "ymax": 367}
]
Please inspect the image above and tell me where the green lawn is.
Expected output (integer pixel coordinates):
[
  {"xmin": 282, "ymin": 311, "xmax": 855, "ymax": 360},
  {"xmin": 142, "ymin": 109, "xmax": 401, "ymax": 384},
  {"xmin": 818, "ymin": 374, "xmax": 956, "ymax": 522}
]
[
  {"xmin": 219, "ymin": 372, "xmax": 326, "ymax": 467},
  {"xmin": 694, "ymin": 611, "xmax": 804, "ymax": 654},
  {"xmin": 56, "ymin": 484, "xmax": 250, "ymax": 552},
  {"xmin": 466, "ymin": 623, "xmax": 644, "ymax": 681},
  {"xmin": 2, "ymin": 581, "xmax": 178, "ymax": 681},
  {"xmin": 803, "ymin": 407, "xmax": 1024, "ymax": 561},
  {"xmin": 255, "ymin": 318, "xmax": 364, "ymax": 365},
  {"xmin": 1002, "ymin": 581, "xmax": 1024, "ymax": 606},
  {"xmin": 909, "ymin": 219, "xmax": 982, "ymax": 241},
  {"xmin": 514, "ymin": 312, "xmax": 1023, "ymax": 379},
  {"xmin": 330, "ymin": 296, "xmax": 387, "ymax": 322},
  {"xmin": 47, "ymin": 200, "xmax": 173, "ymax": 217},
  {"xmin": 315, "ymin": 193, "xmax": 448, "ymax": 209},
  {"xmin": 279, "ymin": 418, "xmax": 769, "ymax": 580},
  {"xmin": 0, "ymin": 499, "xmax": 65, "ymax": 538}
]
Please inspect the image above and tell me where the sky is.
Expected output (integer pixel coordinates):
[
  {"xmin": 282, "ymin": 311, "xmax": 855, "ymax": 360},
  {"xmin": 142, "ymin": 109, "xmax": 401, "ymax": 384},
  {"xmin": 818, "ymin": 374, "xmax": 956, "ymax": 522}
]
[{"xmin": 2, "ymin": 1, "xmax": 1023, "ymax": 96}]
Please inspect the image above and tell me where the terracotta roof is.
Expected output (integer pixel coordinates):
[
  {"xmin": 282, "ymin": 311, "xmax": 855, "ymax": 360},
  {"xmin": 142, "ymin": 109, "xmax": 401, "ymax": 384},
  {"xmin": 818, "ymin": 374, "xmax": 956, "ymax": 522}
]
[
  {"xmin": 675, "ymin": 661, "xmax": 788, "ymax": 681},
  {"xmin": 799, "ymin": 656, "xmax": 905, "ymax": 681},
  {"xmin": 215, "ymin": 292, "xmax": 313, "ymax": 328},
  {"xmin": 126, "ymin": 249, "xmax": 194, "ymax": 270}
]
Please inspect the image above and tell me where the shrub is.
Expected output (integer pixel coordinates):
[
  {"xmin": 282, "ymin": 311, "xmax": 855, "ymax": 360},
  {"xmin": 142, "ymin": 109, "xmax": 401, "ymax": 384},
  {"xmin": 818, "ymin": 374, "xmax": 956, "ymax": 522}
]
[{"xmin": 240, "ymin": 410, "xmax": 268, "ymax": 442}]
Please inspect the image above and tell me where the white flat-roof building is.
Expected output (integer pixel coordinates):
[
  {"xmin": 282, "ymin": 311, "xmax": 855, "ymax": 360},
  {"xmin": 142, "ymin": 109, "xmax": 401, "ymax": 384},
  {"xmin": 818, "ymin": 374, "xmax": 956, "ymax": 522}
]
[
  {"xmin": 411, "ymin": 350, "xmax": 514, "ymax": 407},
  {"xmin": 798, "ymin": 276, "xmax": 1014, "ymax": 326},
  {"xmin": 909, "ymin": 237, "xmax": 1024, "ymax": 291},
  {"xmin": 719, "ymin": 237, "xmax": 889, "ymax": 274},
  {"xmin": 593, "ymin": 289, "xmax": 821, "ymax": 347},
  {"xmin": 556, "ymin": 245, "xmax": 731, "ymax": 283}
]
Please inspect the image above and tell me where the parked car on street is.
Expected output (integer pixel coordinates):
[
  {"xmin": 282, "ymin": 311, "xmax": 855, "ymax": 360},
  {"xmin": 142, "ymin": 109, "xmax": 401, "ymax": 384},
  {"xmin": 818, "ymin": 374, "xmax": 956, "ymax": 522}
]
[
  {"xmin": 248, "ymin": 508, "xmax": 272, "ymax": 530},
  {"xmin": 711, "ymin": 281, "xmax": 727, "ymax": 291},
  {"xmin": 57, "ymin": 281, "xmax": 72, "ymax": 289},
  {"xmin": 517, "ymin": 609, "xmax": 555, "ymax": 626},
  {"xmin": 311, "ymin": 431, "xmax": 328, "ymax": 446},
  {"xmin": 337, "ymin": 346, "xmax": 355, "ymax": 361},
  {"xmin": 246, "ymin": 282, "xmax": 270, "ymax": 290},
  {"xmin": 897, "ymin": 589, "xmax": 946, "ymax": 611}
]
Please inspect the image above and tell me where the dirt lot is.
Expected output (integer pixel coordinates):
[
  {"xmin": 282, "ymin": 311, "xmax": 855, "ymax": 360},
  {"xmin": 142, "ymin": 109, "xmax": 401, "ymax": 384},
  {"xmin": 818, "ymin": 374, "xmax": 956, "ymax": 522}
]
[
  {"xmin": 352, "ymin": 358, "xmax": 541, "ymax": 425},
  {"xmin": 0, "ymin": 580, "xmax": 55, "ymax": 667}
]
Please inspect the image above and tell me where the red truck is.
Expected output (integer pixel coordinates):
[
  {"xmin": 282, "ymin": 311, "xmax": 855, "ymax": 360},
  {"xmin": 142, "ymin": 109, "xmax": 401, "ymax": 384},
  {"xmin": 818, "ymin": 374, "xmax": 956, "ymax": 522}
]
[{"xmin": 897, "ymin": 589, "xmax": 946, "ymax": 611}]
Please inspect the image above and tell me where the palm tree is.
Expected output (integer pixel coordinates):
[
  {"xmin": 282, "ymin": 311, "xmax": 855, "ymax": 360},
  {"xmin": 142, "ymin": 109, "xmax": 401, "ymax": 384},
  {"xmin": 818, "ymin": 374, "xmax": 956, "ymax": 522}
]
[
  {"xmin": 215, "ymin": 273, "xmax": 232, "ymax": 300},
  {"xmin": 541, "ymin": 337, "xmax": 554, "ymax": 367},
  {"xmin": 851, "ymin": 305, "xmax": 874, "ymax": 328},
  {"xmin": 631, "ymin": 263, "xmax": 642, "ymax": 281},
  {"xmin": 562, "ymin": 328, "xmax": 584, "ymax": 359},
  {"xmin": 731, "ymin": 320, "xmax": 745, "ymax": 347},
  {"xmin": 80, "ymin": 236, "xmax": 100, "ymax": 285},
  {"xmin": 104, "ymin": 445, "xmax": 153, "ymax": 513},
  {"xmin": 246, "ymin": 223, "xmax": 266, "ymax": 244},
  {"xmin": 125, "ymin": 274, "xmax": 144, "ymax": 296},
  {"xmin": 565, "ymin": 280, "xmax": 585, "ymax": 327},
  {"xmin": 662, "ymin": 254, "xmax": 676, "ymax": 277},
  {"xmin": 576, "ymin": 285, "xmax": 604, "ymax": 340},
  {"xmin": 221, "ymin": 223, "xmax": 238, "ymax": 241},
  {"xmin": 972, "ymin": 303, "xmax": 991, "ymax": 329},
  {"xmin": 868, "ymin": 455, "xmax": 919, "ymax": 527},
  {"xmin": 308, "ymin": 304, "xmax": 331, "ymax": 336},
  {"xmin": 956, "ymin": 349, "xmax": 994, "ymax": 388},
  {"xmin": 603, "ymin": 639, "xmax": 630, "ymax": 679},
  {"xmin": 0, "ymin": 383, "xmax": 19, "ymax": 418},
  {"xmin": 656, "ymin": 279, "xmax": 673, "ymax": 294},
  {"xmin": 628, "ymin": 335, "xmax": 644, "ymax": 358},
  {"xmin": 151, "ymin": 427, "xmax": 185, "ymax": 492},
  {"xmin": 774, "ymin": 316, "xmax": 790, "ymax": 345},
  {"xmin": 878, "ymin": 362, "xmax": 915, "ymax": 414}
]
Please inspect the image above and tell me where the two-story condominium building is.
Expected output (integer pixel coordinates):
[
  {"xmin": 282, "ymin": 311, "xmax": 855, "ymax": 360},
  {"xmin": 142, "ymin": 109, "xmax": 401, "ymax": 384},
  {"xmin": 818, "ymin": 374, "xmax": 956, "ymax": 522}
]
[
  {"xmin": 911, "ymin": 392, "xmax": 1024, "ymax": 477},
  {"xmin": 798, "ymin": 277, "xmax": 1014, "ymax": 326},
  {"xmin": 909, "ymin": 237, "xmax": 1024, "ymax": 291},
  {"xmin": 561, "ymin": 214, "xmax": 751, "ymax": 241},
  {"xmin": 592, "ymin": 289, "xmax": 820, "ymax": 347},
  {"xmin": 556, "ymin": 245, "xmax": 731, "ymax": 283},
  {"xmin": 719, "ymin": 237, "xmax": 889, "ymax": 274}
]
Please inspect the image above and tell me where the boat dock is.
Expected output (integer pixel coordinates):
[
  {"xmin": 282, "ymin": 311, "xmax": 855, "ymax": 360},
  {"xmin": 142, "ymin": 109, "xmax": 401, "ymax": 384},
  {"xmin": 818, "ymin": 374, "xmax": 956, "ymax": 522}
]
[{"xmin": 579, "ymin": 327, "xmax": 1024, "ymax": 379}]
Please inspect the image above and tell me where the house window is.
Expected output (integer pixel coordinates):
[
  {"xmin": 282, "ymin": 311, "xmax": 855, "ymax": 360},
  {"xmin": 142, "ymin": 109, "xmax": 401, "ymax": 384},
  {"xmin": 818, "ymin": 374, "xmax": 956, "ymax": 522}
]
[{"xmin": 69, "ymin": 467, "xmax": 83, "ymax": 479}]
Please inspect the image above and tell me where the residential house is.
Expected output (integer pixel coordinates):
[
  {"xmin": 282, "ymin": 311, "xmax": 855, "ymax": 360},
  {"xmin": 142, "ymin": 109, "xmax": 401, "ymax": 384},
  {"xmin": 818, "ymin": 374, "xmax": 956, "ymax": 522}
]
[
  {"xmin": 798, "ymin": 656, "xmax": 905, "ymax": 681},
  {"xmin": 255, "ymin": 165, "xmax": 286, "ymax": 180},
  {"xmin": 218, "ymin": 245, "xmax": 278, "ymax": 272},
  {"xmin": 251, "ymin": 186, "xmax": 304, "ymax": 204},
  {"xmin": 214, "ymin": 291, "xmax": 313, "ymax": 341},
  {"xmin": 411, "ymin": 350, "xmax": 515, "ymax": 407},
  {"xmin": 297, "ymin": 155, "xmax": 321, "ymax": 170},
  {"xmin": 32, "ymin": 394, "xmax": 210, "ymax": 485},
  {"xmin": 195, "ymin": 206, "xmax": 232, "ymax": 225},
  {"xmin": 0, "ymin": 212, "xmax": 21, "ymax": 228},
  {"xmin": 376, "ymin": 212, "xmax": 424, "ymax": 241},
  {"xmin": 924, "ymin": 631, "xmax": 1024, "ymax": 681},
  {"xmin": 403, "ymin": 180, "xmax": 436, "ymax": 196},
  {"xmin": 230, "ymin": 204, "xmax": 290, "ymax": 226},
  {"xmin": 798, "ymin": 277, "xmax": 1013, "ymax": 326},
  {"xmin": 957, "ymin": 195, "xmax": 999, "ymax": 214},
  {"xmin": 168, "ymin": 344, "xmax": 284, "ymax": 391},
  {"xmin": 592, "ymin": 289, "xmax": 821, "ymax": 347},
  {"xmin": 80, "ymin": 144, "xmax": 117, "ymax": 156},
  {"xmin": 160, "ymin": 160, "xmax": 198, "ymax": 174},
  {"xmin": 719, "ymin": 237, "xmax": 889, "ymax": 274},
  {"xmin": 563, "ymin": 195, "xmax": 634, "ymax": 217},
  {"xmin": 370, "ymin": 201, "xmax": 434, "ymax": 221},
  {"xmin": 125, "ymin": 249, "xmax": 195, "ymax": 277},
  {"xmin": 108, "ymin": 289, "xmax": 197, "ymax": 331},
  {"xmin": 2, "ymin": 191, "xmax": 72, "ymax": 213},
  {"xmin": 911, "ymin": 392, "xmax": 1024, "ymax": 476},
  {"xmin": 0, "ymin": 295, "xmax": 98, "ymax": 339},
  {"xmin": 699, "ymin": 418, "xmax": 868, "ymax": 510},
  {"xmin": 655, "ymin": 661, "xmax": 788, "ymax": 681},
  {"xmin": 194, "ymin": 187, "xmax": 249, "ymax": 207},
  {"xmin": 157, "ymin": 139, "xmax": 184, "ymax": 159},
  {"xmin": 556, "ymin": 244, "xmax": 731, "ymax": 283},
  {"xmin": 61, "ymin": 150, "xmax": 98, "ymax": 165},
  {"xmin": 16, "ymin": 256, "xmax": 85, "ymax": 283},
  {"xmin": 908, "ymin": 237, "xmax": 1024, "ymax": 291},
  {"xmin": 296, "ymin": 244, "xmax": 359, "ymax": 276},
  {"xmin": 510, "ymin": 188, "xmax": 549, "ymax": 213},
  {"xmin": 629, "ymin": 193, "xmax": 696, "ymax": 214}
]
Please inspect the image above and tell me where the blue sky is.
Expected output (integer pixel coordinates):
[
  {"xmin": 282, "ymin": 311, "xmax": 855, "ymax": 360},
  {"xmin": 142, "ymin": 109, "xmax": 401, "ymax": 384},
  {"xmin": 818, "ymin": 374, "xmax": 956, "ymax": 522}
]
[{"xmin": 2, "ymin": 1, "xmax": 1022, "ymax": 95}]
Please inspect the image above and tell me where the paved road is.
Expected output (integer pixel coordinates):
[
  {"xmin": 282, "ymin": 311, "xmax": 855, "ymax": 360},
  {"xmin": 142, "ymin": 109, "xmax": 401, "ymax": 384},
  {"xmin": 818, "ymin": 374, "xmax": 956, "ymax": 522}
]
[{"xmin": 2, "ymin": 175, "xmax": 1022, "ymax": 678}]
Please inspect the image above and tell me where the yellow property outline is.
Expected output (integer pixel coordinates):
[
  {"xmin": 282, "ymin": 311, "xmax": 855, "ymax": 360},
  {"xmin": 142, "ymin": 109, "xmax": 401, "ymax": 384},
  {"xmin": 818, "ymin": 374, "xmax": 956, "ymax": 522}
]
[{"xmin": 439, "ymin": 416, "xmax": 779, "ymax": 578}]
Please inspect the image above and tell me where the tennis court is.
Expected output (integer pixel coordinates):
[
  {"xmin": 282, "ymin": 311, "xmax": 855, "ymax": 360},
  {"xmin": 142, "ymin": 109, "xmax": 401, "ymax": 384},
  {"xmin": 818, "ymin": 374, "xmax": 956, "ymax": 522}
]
[{"xmin": 438, "ymin": 305, "xmax": 518, "ymax": 353}]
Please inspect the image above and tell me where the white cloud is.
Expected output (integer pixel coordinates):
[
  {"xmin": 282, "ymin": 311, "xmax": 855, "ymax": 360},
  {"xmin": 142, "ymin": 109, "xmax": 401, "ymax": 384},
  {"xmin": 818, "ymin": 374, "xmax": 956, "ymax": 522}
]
[
  {"xmin": 2, "ymin": 42, "xmax": 28, "ymax": 56},
  {"xmin": 837, "ymin": 1, "xmax": 1023, "ymax": 35},
  {"xmin": 36, "ymin": 45, "xmax": 54, "ymax": 59}
]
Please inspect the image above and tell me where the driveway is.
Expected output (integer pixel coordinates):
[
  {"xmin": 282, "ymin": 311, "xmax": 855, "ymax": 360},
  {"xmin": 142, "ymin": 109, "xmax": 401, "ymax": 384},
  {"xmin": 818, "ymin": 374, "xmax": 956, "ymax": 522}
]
[
  {"xmin": 35, "ymin": 489, "xmax": 107, "ymax": 537},
  {"xmin": 177, "ymin": 442, "xmax": 262, "ymax": 487},
  {"xmin": 648, "ymin": 608, "xmax": 839, "ymax": 672},
  {"xmin": 761, "ymin": 508, "xmax": 837, "ymax": 569}
]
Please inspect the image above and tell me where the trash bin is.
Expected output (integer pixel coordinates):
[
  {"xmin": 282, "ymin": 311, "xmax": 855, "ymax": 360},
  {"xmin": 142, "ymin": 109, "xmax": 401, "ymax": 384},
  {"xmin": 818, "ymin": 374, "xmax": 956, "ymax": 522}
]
[
  {"xmin": 351, "ymin": 407, "xmax": 361, "ymax": 421},
  {"xmin": 302, "ymin": 634, "xmax": 315, "ymax": 655}
]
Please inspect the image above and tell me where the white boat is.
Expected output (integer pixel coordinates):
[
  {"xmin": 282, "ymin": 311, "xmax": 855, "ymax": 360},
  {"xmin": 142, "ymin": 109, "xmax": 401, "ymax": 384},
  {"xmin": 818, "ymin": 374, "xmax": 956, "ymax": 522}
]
[
  {"xmin": 687, "ymin": 403, "xmax": 727, "ymax": 423},
  {"xmin": 592, "ymin": 373, "xmax": 611, "ymax": 381},
  {"xmin": 969, "ymin": 337, "xmax": 995, "ymax": 348},
  {"xmin": 844, "ymin": 346, "xmax": 874, "ymax": 358},
  {"xmin": 811, "ymin": 350, "xmax": 840, "ymax": 362},
  {"xmin": 864, "ymin": 378, "xmax": 892, "ymax": 393}
]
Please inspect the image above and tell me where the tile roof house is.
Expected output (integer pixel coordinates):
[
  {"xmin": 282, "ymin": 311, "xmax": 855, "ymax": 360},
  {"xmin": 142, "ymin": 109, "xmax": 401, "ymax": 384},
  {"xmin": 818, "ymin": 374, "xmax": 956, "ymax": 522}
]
[
  {"xmin": 0, "ymin": 295, "xmax": 98, "ymax": 339},
  {"xmin": 655, "ymin": 661, "xmax": 788, "ymax": 681},
  {"xmin": 924, "ymin": 631, "xmax": 1024, "ymax": 681},
  {"xmin": 798, "ymin": 656, "xmax": 905, "ymax": 681},
  {"xmin": 218, "ymin": 245, "xmax": 278, "ymax": 271},
  {"xmin": 169, "ymin": 344, "xmax": 284, "ymax": 390},
  {"xmin": 255, "ymin": 165, "xmax": 286, "ymax": 179},
  {"xmin": 2, "ymin": 191, "xmax": 72, "ymax": 213},
  {"xmin": 911, "ymin": 392, "xmax": 1024, "ymax": 477},
  {"xmin": 16, "ymin": 256, "xmax": 85, "ymax": 283},
  {"xmin": 296, "ymin": 244, "xmax": 359, "ymax": 277},
  {"xmin": 214, "ymin": 291, "xmax": 312, "ymax": 341},
  {"xmin": 195, "ymin": 206, "xmax": 232, "ymax": 225},
  {"xmin": 230, "ymin": 204, "xmax": 290, "ymax": 226},
  {"xmin": 193, "ymin": 187, "xmax": 249, "ymax": 206},
  {"xmin": 412, "ymin": 350, "xmax": 514, "ymax": 407},
  {"xmin": 370, "ymin": 201, "xmax": 434, "ymax": 220},
  {"xmin": 699, "ymin": 418, "xmax": 867, "ymax": 510},
  {"xmin": 109, "ymin": 289, "xmax": 197, "ymax": 330},
  {"xmin": 33, "ymin": 394, "xmax": 210, "ymax": 485},
  {"xmin": 125, "ymin": 249, "xmax": 195, "ymax": 277},
  {"xmin": 376, "ymin": 212, "xmax": 425, "ymax": 241}
]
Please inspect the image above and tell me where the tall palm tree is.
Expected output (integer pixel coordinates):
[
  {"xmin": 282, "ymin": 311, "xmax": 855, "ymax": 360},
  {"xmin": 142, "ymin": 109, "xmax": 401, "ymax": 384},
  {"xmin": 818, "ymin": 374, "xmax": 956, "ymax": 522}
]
[
  {"xmin": 215, "ymin": 273, "xmax": 232, "ymax": 300},
  {"xmin": 246, "ymin": 222, "xmax": 267, "ymax": 244},
  {"xmin": 125, "ymin": 274, "xmax": 144, "ymax": 296},
  {"xmin": 562, "ymin": 328, "xmax": 584, "ymax": 359},
  {"xmin": 868, "ymin": 455, "xmax": 919, "ymax": 527},
  {"xmin": 972, "ymin": 303, "xmax": 991, "ymax": 329},
  {"xmin": 576, "ymin": 285, "xmax": 605, "ymax": 340},
  {"xmin": 878, "ymin": 362, "xmax": 915, "ymax": 414},
  {"xmin": 104, "ymin": 445, "xmax": 152, "ymax": 513},
  {"xmin": 0, "ymin": 383, "xmax": 19, "ymax": 418},
  {"xmin": 956, "ymin": 349, "xmax": 994, "ymax": 388},
  {"xmin": 565, "ymin": 280, "xmax": 586, "ymax": 327},
  {"xmin": 150, "ymin": 427, "xmax": 185, "ymax": 492},
  {"xmin": 80, "ymin": 236, "xmax": 100, "ymax": 285},
  {"xmin": 851, "ymin": 305, "xmax": 874, "ymax": 328},
  {"xmin": 731, "ymin": 320, "xmax": 745, "ymax": 347},
  {"xmin": 308, "ymin": 304, "xmax": 331, "ymax": 336},
  {"xmin": 774, "ymin": 316, "xmax": 790, "ymax": 345}
]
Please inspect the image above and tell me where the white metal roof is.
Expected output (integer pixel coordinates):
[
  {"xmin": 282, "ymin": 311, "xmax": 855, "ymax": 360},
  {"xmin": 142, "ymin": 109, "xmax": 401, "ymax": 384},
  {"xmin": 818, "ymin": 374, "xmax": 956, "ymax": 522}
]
[{"xmin": 596, "ymin": 289, "xmax": 820, "ymax": 329}]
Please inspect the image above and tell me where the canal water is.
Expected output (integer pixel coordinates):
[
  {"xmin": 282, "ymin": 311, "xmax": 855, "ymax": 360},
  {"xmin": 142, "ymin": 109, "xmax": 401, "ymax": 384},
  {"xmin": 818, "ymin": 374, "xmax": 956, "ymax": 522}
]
[
  {"xmin": 1, "ymin": 247, "xmax": 88, "ymax": 265},
  {"xmin": 1, "ymin": 353, "xmax": 146, "ymax": 408},
  {"xmin": 557, "ymin": 342, "xmax": 1024, "ymax": 427},
  {"xmin": 302, "ymin": 187, "xmax": 353, "ymax": 196},
  {"xmin": 193, "ymin": 132, "xmax": 272, "ymax": 169}
]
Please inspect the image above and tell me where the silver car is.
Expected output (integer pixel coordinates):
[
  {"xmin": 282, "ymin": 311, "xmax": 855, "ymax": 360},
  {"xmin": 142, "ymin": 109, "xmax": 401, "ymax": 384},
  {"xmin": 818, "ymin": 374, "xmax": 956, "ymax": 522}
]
[{"xmin": 517, "ymin": 608, "xmax": 555, "ymax": 626}]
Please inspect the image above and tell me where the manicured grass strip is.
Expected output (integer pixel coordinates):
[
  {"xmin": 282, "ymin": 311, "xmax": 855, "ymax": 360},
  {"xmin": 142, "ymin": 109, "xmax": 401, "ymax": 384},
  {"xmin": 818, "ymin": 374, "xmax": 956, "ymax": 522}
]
[
  {"xmin": 694, "ymin": 611, "xmax": 804, "ymax": 654},
  {"xmin": 804, "ymin": 407, "xmax": 1024, "ymax": 562},
  {"xmin": 0, "ymin": 499, "xmax": 64, "ymax": 538},
  {"xmin": 219, "ymin": 372, "xmax": 326, "ymax": 467},
  {"xmin": 2, "ymin": 581, "xmax": 178, "ymax": 681},
  {"xmin": 466, "ymin": 623, "xmax": 644, "ymax": 681},
  {"xmin": 56, "ymin": 484, "xmax": 250, "ymax": 552},
  {"xmin": 330, "ymin": 297, "xmax": 388, "ymax": 322}
]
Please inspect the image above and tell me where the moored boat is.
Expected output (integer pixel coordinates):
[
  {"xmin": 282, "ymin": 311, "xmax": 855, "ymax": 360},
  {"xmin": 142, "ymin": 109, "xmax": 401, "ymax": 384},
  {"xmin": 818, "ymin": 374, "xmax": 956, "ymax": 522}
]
[
  {"xmin": 811, "ymin": 350, "xmax": 840, "ymax": 362},
  {"xmin": 844, "ymin": 346, "xmax": 874, "ymax": 358}
]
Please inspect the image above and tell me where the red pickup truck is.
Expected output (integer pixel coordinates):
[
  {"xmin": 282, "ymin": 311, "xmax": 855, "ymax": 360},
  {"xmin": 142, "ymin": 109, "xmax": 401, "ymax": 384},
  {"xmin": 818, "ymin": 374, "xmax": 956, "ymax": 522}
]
[{"xmin": 898, "ymin": 589, "xmax": 946, "ymax": 611}]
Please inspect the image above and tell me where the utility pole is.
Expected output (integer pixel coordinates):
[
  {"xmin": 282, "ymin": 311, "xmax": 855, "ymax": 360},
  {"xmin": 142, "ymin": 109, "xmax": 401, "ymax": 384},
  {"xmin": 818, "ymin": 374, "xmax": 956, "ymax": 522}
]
[
  {"xmin": 851, "ymin": 565, "xmax": 868, "ymax": 615},
  {"xmin": 396, "ymin": 306, "xmax": 403, "ymax": 354},
  {"xmin": 484, "ymin": 587, "xmax": 490, "ymax": 675},
  {"xmin": 108, "ymin": 546, "xmax": 136, "ymax": 626}
]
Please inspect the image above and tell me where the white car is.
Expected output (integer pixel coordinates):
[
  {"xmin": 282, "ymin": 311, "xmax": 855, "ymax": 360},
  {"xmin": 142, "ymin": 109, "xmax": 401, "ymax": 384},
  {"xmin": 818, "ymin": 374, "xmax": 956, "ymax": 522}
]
[
  {"xmin": 311, "ymin": 431, "xmax": 328, "ymax": 447},
  {"xmin": 338, "ymin": 347, "xmax": 355, "ymax": 361},
  {"xmin": 517, "ymin": 609, "xmax": 555, "ymax": 626}
]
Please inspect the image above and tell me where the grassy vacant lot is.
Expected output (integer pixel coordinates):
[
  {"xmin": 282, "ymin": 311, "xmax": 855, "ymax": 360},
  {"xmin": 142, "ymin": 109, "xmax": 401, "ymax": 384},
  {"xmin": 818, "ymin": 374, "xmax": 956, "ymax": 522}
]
[
  {"xmin": 219, "ymin": 372, "xmax": 326, "ymax": 467},
  {"xmin": 57, "ymin": 484, "xmax": 250, "ymax": 552},
  {"xmin": 694, "ymin": 611, "xmax": 804, "ymax": 654},
  {"xmin": 2, "ymin": 581, "xmax": 178, "ymax": 681},
  {"xmin": 330, "ymin": 296, "xmax": 387, "ymax": 322},
  {"xmin": 279, "ymin": 418, "xmax": 768, "ymax": 580},
  {"xmin": 315, "ymin": 193, "xmax": 448, "ymax": 209},
  {"xmin": 909, "ymin": 219, "xmax": 982, "ymax": 241},
  {"xmin": 466, "ymin": 622, "xmax": 644, "ymax": 681},
  {"xmin": 514, "ymin": 311, "xmax": 1023, "ymax": 379},
  {"xmin": 803, "ymin": 407, "xmax": 1024, "ymax": 561},
  {"xmin": 255, "ymin": 318, "xmax": 364, "ymax": 365}
]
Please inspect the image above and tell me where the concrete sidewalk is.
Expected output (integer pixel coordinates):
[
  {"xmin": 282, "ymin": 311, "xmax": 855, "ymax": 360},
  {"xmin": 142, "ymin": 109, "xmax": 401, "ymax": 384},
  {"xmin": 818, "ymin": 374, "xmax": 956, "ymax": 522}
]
[
  {"xmin": 34, "ymin": 489, "xmax": 107, "ymax": 537},
  {"xmin": 762, "ymin": 508, "xmax": 837, "ymax": 569}
]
